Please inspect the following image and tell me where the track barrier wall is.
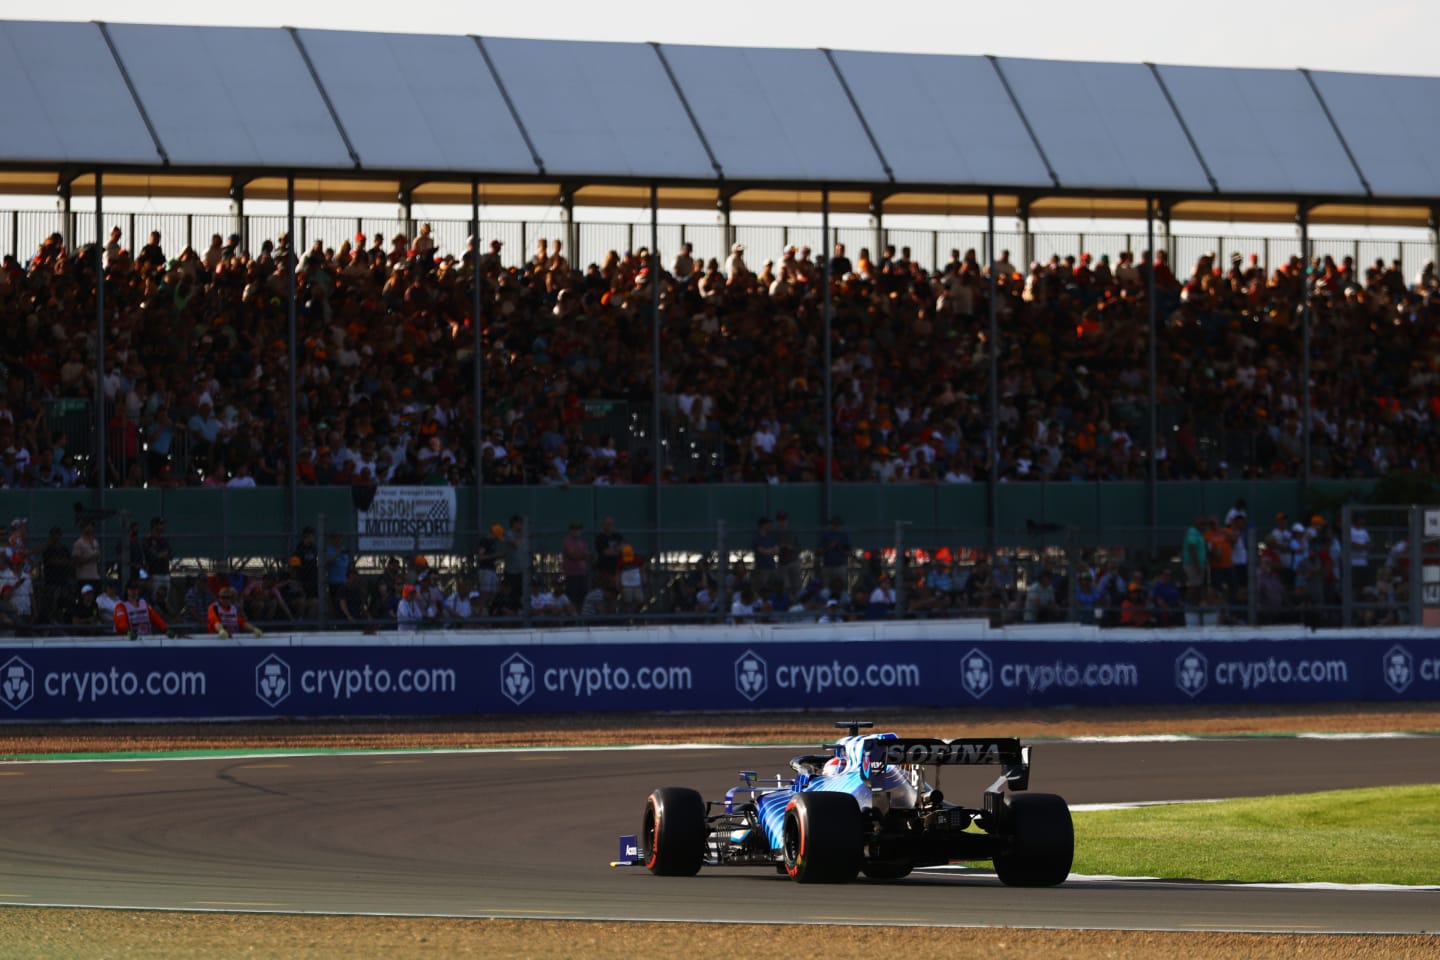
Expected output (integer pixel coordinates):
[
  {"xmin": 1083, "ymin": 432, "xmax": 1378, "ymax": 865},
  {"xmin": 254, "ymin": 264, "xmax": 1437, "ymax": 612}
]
[{"xmin": 0, "ymin": 624, "xmax": 1437, "ymax": 721}]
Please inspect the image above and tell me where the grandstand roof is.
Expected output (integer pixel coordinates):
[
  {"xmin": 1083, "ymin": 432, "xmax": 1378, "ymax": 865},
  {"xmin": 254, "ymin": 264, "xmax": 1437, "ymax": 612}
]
[{"xmin": 2, "ymin": 19, "xmax": 1439, "ymax": 225}]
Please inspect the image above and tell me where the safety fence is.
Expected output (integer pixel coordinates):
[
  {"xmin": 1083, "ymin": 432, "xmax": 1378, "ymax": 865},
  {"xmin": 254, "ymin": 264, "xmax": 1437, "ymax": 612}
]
[
  {"xmin": 4, "ymin": 207, "xmax": 1434, "ymax": 279},
  {"xmin": 1, "ymin": 498, "xmax": 1423, "ymax": 637}
]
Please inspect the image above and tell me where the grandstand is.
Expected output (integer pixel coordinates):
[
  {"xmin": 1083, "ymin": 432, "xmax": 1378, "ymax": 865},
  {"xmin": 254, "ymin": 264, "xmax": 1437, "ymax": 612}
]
[{"xmin": 2, "ymin": 21, "xmax": 1439, "ymax": 634}]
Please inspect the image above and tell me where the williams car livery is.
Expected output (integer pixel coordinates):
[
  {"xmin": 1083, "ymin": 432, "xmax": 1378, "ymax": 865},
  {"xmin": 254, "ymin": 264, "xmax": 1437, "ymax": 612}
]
[{"xmin": 620, "ymin": 721, "xmax": 1073, "ymax": 885}]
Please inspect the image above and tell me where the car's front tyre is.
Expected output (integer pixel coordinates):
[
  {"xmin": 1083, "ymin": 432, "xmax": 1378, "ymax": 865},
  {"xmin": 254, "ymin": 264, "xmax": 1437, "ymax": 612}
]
[
  {"xmin": 782, "ymin": 791, "xmax": 863, "ymax": 883},
  {"xmin": 641, "ymin": 787, "xmax": 707, "ymax": 876}
]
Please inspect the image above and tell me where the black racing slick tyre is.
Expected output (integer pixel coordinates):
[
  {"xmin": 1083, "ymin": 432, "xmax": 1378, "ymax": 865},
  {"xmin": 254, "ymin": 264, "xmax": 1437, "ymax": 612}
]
[
  {"xmin": 993, "ymin": 792, "xmax": 1074, "ymax": 887},
  {"xmin": 641, "ymin": 787, "xmax": 707, "ymax": 877},
  {"xmin": 781, "ymin": 791, "xmax": 863, "ymax": 883},
  {"xmin": 861, "ymin": 861, "xmax": 913, "ymax": 880}
]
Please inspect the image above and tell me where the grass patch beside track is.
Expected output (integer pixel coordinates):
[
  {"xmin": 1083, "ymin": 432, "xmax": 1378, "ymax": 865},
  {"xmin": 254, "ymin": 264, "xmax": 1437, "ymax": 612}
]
[{"xmin": 1071, "ymin": 784, "xmax": 1440, "ymax": 885}]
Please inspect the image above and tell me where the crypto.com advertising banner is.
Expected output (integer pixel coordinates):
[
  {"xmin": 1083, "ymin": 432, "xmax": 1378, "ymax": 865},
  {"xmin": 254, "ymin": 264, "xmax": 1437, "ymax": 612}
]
[{"xmin": 0, "ymin": 636, "xmax": 1438, "ymax": 721}]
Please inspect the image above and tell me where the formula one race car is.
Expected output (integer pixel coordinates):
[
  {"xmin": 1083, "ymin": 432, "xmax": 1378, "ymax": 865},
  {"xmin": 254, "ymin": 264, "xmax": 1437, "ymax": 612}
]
[{"xmin": 620, "ymin": 721, "xmax": 1073, "ymax": 885}]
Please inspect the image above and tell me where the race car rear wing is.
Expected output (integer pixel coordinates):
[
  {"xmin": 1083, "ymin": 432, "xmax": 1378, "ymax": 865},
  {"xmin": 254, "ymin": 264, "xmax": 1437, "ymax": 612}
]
[{"xmin": 861, "ymin": 737, "xmax": 1031, "ymax": 790}]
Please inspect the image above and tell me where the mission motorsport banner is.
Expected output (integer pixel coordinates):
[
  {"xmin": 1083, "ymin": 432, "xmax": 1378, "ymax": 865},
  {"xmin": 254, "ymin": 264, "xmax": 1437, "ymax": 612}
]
[
  {"xmin": 0, "ymin": 635, "xmax": 1438, "ymax": 721},
  {"xmin": 356, "ymin": 485, "xmax": 456, "ymax": 553}
]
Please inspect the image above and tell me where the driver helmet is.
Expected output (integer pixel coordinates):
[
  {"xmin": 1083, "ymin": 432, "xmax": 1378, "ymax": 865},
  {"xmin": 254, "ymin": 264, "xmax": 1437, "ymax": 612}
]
[{"xmin": 822, "ymin": 756, "xmax": 846, "ymax": 776}]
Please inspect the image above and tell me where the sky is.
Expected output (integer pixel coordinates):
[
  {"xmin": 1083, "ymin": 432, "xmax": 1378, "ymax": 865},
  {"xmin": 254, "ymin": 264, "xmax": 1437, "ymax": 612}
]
[{"xmin": 21, "ymin": 0, "xmax": 1440, "ymax": 77}]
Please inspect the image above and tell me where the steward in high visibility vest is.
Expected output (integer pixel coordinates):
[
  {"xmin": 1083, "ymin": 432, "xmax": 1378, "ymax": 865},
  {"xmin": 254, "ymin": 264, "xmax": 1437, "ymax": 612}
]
[
  {"xmin": 207, "ymin": 586, "xmax": 263, "ymax": 638},
  {"xmin": 114, "ymin": 580, "xmax": 168, "ymax": 638}
]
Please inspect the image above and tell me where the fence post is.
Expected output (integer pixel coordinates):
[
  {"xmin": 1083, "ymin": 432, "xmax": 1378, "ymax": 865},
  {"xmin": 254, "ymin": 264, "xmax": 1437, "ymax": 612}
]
[
  {"xmin": 894, "ymin": 520, "xmax": 907, "ymax": 618},
  {"xmin": 521, "ymin": 515, "xmax": 532, "ymax": 627},
  {"xmin": 1409, "ymin": 506, "xmax": 1423, "ymax": 627},
  {"xmin": 316, "ymin": 512, "xmax": 327, "ymax": 629},
  {"xmin": 717, "ymin": 519, "xmax": 728, "ymax": 623}
]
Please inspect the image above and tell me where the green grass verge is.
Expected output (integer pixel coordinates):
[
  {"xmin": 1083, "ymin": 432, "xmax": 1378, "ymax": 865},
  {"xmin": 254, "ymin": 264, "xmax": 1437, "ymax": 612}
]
[{"xmin": 1070, "ymin": 784, "xmax": 1440, "ymax": 885}]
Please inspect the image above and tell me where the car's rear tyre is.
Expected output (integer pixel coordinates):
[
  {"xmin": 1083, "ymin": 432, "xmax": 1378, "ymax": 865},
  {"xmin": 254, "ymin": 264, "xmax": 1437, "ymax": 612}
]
[
  {"xmin": 861, "ymin": 860, "xmax": 913, "ymax": 880},
  {"xmin": 781, "ymin": 792, "xmax": 863, "ymax": 883},
  {"xmin": 993, "ymin": 792, "xmax": 1073, "ymax": 887},
  {"xmin": 641, "ymin": 787, "xmax": 707, "ymax": 876}
]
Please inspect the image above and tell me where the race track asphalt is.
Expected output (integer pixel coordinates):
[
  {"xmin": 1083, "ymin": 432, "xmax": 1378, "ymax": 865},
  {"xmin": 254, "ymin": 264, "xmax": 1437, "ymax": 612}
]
[{"xmin": 0, "ymin": 737, "xmax": 1436, "ymax": 933}]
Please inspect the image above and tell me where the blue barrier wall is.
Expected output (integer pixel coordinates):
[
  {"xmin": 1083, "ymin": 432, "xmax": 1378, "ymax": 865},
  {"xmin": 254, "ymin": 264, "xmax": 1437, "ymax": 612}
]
[{"xmin": 0, "ymin": 631, "xmax": 1436, "ymax": 721}]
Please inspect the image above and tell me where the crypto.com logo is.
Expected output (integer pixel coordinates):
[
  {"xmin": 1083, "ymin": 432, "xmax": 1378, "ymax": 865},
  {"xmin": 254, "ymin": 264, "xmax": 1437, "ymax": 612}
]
[
  {"xmin": 0, "ymin": 656, "xmax": 34, "ymax": 711},
  {"xmin": 1175, "ymin": 647, "xmax": 1208, "ymax": 698},
  {"xmin": 1383, "ymin": 644, "xmax": 1414, "ymax": 694},
  {"xmin": 255, "ymin": 654, "xmax": 291, "ymax": 708},
  {"xmin": 501, "ymin": 652, "xmax": 535, "ymax": 705},
  {"xmin": 960, "ymin": 648, "xmax": 993, "ymax": 700},
  {"xmin": 735, "ymin": 650, "xmax": 768, "ymax": 701}
]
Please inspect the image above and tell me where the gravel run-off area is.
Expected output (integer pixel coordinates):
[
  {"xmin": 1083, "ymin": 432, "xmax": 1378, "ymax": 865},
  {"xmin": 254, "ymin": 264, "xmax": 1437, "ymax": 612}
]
[{"xmin": 2, "ymin": 701, "xmax": 1438, "ymax": 960}]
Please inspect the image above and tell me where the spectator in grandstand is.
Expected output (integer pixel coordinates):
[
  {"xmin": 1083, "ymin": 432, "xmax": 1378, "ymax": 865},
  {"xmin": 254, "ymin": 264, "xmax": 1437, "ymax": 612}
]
[
  {"xmin": 396, "ymin": 584, "xmax": 424, "ymax": 631},
  {"xmin": 474, "ymin": 524, "xmax": 503, "ymax": 615},
  {"xmin": 72, "ymin": 584, "xmax": 100, "ymax": 627},
  {"xmin": 864, "ymin": 573, "xmax": 896, "ymax": 620},
  {"xmin": 581, "ymin": 581, "xmax": 615, "ymax": 619},
  {"xmin": 415, "ymin": 569, "xmax": 445, "ymax": 619},
  {"xmin": 751, "ymin": 516, "xmax": 779, "ymax": 597},
  {"xmin": 289, "ymin": 527, "xmax": 319, "ymax": 614},
  {"xmin": 332, "ymin": 569, "xmax": 368, "ymax": 622},
  {"xmin": 617, "ymin": 543, "xmax": 646, "ymax": 613},
  {"xmin": 94, "ymin": 580, "xmax": 120, "ymax": 622},
  {"xmin": 1023, "ymin": 569, "xmax": 1059, "ymax": 623},
  {"xmin": 0, "ymin": 553, "xmax": 34, "ymax": 632},
  {"xmin": 1254, "ymin": 554, "xmax": 1290, "ymax": 624},
  {"xmin": 1119, "ymin": 580, "xmax": 1153, "ymax": 627},
  {"xmin": 444, "ymin": 576, "xmax": 480, "ymax": 621},
  {"xmin": 560, "ymin": 522, "xmax": 590, "ymax": 609},
  {"xmin": 593, "ymin": 515, "xmax": 624, "ymax": 588},
  {"xmin": 531, "ymin": 576, "xmax": 576, "ymax": 618},
  {"xmin": 38, "ymin": 524, "xmax": 73, "ymax": 623},
  {"xmin": 71, "ymin": 523, "xmax": 101, "ymax": 592},
  {"xmin": 1348, "ymin": 512, "xmax": 1373, "ymax": 594},
  {"xmin": 182, "ymin": 575, "xmax": 214, "ymax": 625},
  {"xmin": 242, "ymin": 573, "xmax": 291, "ymax": 623},
  {"xmin": 819, "ymin": 515, "xmax": 851, "ymax": 585},
  {"xmin": 1072, "ymin": 570, "xmax": 1099, "ymax": 624},
  {"xmin": 498, "ymin": 516, "xmax": 527, "ymax": 612},
  {"xmin": 323, "ymin": 531, "xmax": 350, "ymax": 608},
  {"xmin": 143, "ymin": 516, "xmax": 173, "ymax": 599},
  {"xmin": 1149, "ymin": 568, "xmax": 1183, "ymax": 627}
]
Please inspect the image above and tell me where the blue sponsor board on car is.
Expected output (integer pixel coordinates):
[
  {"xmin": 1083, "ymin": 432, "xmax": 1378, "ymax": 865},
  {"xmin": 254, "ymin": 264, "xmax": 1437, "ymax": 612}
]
[{"xmin": 0, "ymin": 635, "xmax": 1438, "ymax": 721}]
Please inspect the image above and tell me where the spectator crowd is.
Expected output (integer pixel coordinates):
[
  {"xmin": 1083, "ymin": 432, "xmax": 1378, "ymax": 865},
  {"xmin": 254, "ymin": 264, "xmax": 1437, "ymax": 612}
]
[
  {"xmin": 2, "ymin": 221, "xmax": 1439, "ymax": 493},
  {"xmin": 0, "ymin": 503, "xmax": 1411, "ymax": 635}
]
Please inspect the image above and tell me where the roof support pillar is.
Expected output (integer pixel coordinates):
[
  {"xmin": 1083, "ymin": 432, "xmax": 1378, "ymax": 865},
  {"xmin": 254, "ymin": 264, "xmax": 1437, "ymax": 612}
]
[
  {"xmin": 1299, "ymin": 203, "xmax": 1312, "ymax": 492},
  {"xmin": 229, "ymin": 179, "xmax": 247, "ymax": 254},
  {"xmin": 57, "ymin": 176, "xmax": 73, "ymax": 254},
  {"xmin": 822, "ymin": 188, "xmax": 833, "ymax": 526},
  {"xmin": 717, "ymin": 191, "xmax": 733, "ymax": 249},
  {"xmin": 987, "ymin": 191, "xmax": 1000, "ymax": 549},
  {"xmin": 1159, "ymin": 202, "xmax": 1174, "ymax": 263},
  {"xmin": 1430, "ymin": 208, "xmax": 1439, "ymax": 277},
  {"xmin": 94, "ymin": 170, "xmax": 106, "ymax": 502},
  {"xmin": 471, "ymin": 178, "xmax": 485, "ymax": 533},
  {"xmin": 398, "ymin": 183, "xmax": 415, "ymax": 243},
  {"xmin": 559, "ymin": 187, "xmax": 576, "ymax": 270},
  {"xmin": 650, "ymin": 183, "xmax": 663, "ymax": 549},
  {"xmin": 1146, "ymin": 197, "xmax": 1158, "ymax": 557},
  {"xmin": 286, "ymin": 175, "xmax": 300, "ymax": 548},
  {"xmin": 869, "ymin": 193, "xmax": 884, "ymax": 264},
  {"xmin": 1015, "ymin": 197, "xmax": 1032, "ymax": 269}
]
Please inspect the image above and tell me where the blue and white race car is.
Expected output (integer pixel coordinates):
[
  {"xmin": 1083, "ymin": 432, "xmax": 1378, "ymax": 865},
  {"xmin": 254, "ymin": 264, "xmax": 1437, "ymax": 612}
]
[{"xmin": 625, "ymin": 721, "xmax": 1072, "ymax": 885}]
